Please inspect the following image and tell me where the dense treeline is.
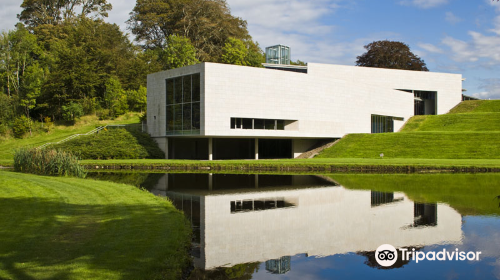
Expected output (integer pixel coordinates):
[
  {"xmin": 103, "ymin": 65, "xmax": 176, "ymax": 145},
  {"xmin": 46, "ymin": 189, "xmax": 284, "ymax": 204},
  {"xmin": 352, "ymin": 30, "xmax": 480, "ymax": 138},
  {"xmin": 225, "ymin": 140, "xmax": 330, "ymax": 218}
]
[{"xmin": 0, "ymin": 0, "xmax": 264, "ymax": 138}]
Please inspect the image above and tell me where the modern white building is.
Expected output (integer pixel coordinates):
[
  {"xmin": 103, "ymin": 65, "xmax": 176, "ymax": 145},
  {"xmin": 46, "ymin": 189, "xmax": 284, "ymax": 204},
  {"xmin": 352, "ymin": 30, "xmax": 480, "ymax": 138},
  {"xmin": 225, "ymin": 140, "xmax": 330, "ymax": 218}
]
[{"xmin": 147, "ymin": 62, "xmax": 463, "ymax": 160}]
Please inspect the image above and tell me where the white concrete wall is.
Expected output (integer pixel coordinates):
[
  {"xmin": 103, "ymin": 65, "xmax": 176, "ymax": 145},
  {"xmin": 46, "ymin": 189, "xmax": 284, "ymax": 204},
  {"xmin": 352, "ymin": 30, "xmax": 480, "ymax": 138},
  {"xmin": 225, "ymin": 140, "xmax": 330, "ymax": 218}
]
[
  {"xmin": 147, "ymin": 64, "xmax": 205, "ymax": 138},
  {"xmin": 200, "ymin": 187, "xmax": 462, "ymax": 269},
  {"xmin": 147, "ymin": 62, "xmax": 462, "ymax": 139},
  {"xmin": 308, "ymin": 63, "xmax": 463, "ymax": 115},
  {"xmin": 204, "ymin": 63, "xmax": 413, "ymax": 138}
]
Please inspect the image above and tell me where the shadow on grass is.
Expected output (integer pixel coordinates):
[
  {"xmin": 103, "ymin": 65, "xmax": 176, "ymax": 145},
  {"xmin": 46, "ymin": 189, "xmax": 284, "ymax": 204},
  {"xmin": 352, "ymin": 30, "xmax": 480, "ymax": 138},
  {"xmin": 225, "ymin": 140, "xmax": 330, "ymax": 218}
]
[{"xmin": 0, "ymin": 197, "xmax": 190, "ymax": 280}]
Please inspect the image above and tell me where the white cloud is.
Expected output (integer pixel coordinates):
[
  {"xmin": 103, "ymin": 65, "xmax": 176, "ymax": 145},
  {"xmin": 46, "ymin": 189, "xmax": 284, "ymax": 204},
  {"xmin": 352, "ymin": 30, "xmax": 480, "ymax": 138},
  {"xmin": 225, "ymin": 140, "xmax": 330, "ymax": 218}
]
[
  {"xmin": 227, "ymin": 0, "xmax": 341, "ymax": 35},
  {"xmin": 473, "ymin": 78, "xmax": 500, "ymax": 99},
  {"xmin": 227, "ymin": 0, "xmax": 373, "ymax": 64},
  {"xmin": 399, "ymin": 0, "xmax": 449, "ymax": 9},
  {"xmin": 105, "ymin": 0, "xmax": 135, "ymax": 34},
  {"xmin": 441, "ymin": 31, "xmax": 500, "ymax": 64},
  {"xmin": 0, "ymin": 1, "xmax": 22, "ymax": 32},
  {"xmin": 418, "ymin": 42, "xmax": 444, "ymax": 53},
  {"xmin": 445, "ymin": 11, "xmax": 462, "ymax": 24}
]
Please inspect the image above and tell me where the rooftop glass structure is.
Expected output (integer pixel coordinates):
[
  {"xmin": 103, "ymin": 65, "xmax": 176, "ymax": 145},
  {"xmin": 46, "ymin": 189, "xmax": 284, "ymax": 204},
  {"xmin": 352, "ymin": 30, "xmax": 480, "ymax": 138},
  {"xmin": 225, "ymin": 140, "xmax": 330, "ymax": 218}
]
[{"xmin": 265, "ymin": 45, "xmax": 290, "ymax": 65}]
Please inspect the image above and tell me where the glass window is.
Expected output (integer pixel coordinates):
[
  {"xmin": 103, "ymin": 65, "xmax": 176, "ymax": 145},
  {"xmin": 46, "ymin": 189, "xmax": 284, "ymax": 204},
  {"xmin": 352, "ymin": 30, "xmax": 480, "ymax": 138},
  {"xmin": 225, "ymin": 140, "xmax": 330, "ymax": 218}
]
[
  {"xmin": 242, "ymin": 118, "xmax": 252, "ymax": 129},
  {"xmin": 173, "ymin": 104, "xmax": 182, "ymax": 131},
  {"xmin": 265, "ymin": 119, "xmax": 275, "ymax": 130},
  {"xmin": 183, "ymin": 103, "xmax": 191, "ymax": 130},
  {"xmin": 183, "ymin": 76, "xmax": 191, "ymax": 103},
  {"xmin": 167, "ymin": 105, "xmax": 174, "ymax": 131},
  {"xmin": 254, "ymin": 119, "xmax": 265, "ymax": 129},
  {"xmin": 192, "ymin": 102, "xmax": 200, "ymax": 130},
  {"xmin": 277, "ymin": 120, "xmax": 284, "ymax": 130},
  {"xmin": 231, "ymin": 118, "xmax": 236, "ymax": 129},
  {"xmin": 192, "ymin": 73, "xmax": 200, "ymax": 102},
  {"xmin": 166, "ymin": 79, "xmax": 174, "ymax": 105},
  {"xmin": 371, "ymin": 115, "xmax": 394, "ymax": 133},
  {"xmin": 165, "ymin": 73, "xmax": 201, "ymax": 135},
  {"xmin": 174, "ymin": 77, "xmax": 182, "ymax": 104}
]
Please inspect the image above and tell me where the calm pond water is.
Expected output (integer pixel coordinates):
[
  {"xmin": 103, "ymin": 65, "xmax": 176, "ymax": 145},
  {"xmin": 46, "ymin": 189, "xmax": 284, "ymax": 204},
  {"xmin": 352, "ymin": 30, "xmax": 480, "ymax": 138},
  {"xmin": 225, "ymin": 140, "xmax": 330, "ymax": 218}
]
[{"xmin": 87, "ymin": 172, "xmax": 500, "ymax": 280}]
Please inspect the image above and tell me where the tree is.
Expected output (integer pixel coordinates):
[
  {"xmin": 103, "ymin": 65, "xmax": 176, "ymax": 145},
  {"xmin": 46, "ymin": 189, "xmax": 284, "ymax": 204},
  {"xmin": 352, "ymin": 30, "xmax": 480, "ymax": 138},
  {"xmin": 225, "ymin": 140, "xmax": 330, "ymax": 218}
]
[
  {"xmin": 128, "ymin": 0, "xmax": 250, "ymax": 62},
  {"xmin": 291, "ymin": 59, "xmax": 307, "ymax": 66},
  {"xmin": 104, "ymin": 77, "xmax": 128, "ymax": 117},
  {"xmin": 37, "ymin": 17, "xmax": 139, "ymax": 119},
  {"xmin": 18, "ymin": 0, "xmax": 112, "ymax": 28},
  {"xmin": 61, "ymin": 102, "xmax": 84, "ymax": 121},
  {"xmin": 356, "ymin": 40, "xmax": 429, "ymax": 71},
  {"xmin": 220, "ymin": 38, "xmax": 265, "ymax": 67},
  {"xmin": 160, "ymin": 35, "xmax": 198, "ymax": 70},
  {"xmin": 127, "ymin": 86, "xmax": 147, "ymax": 112},
  {"xmin": 221, "ymin": 38, "xmax": 248, "ymax": 65}
]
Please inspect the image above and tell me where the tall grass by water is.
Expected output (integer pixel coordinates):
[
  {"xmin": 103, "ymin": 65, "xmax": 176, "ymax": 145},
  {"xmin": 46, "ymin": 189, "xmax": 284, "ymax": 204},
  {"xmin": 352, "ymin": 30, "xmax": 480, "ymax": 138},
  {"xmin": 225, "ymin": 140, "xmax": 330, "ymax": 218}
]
[{"xmin": 14, "ymin": 148, "xmax": 87, "ymax": 178}]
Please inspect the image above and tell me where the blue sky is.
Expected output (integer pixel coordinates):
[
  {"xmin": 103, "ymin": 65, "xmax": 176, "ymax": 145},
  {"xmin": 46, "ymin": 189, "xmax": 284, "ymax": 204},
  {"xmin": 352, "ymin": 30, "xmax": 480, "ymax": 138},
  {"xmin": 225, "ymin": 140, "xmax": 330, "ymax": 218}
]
[{"xmin": 1, "ymin": 0, "xmax": 500, "ymax": 99}]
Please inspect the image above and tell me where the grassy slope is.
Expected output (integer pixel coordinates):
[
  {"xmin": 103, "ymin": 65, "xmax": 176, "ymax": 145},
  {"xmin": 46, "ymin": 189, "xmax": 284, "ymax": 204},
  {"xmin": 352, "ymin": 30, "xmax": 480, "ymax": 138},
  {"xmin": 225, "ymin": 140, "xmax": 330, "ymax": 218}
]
[
  {"xmin": 317, "ymin": 132, "xmax": 500, "ymax": 159},
  {"xmin": 448, "ymin": 100, "xmax": 500, "ymax": 114},
  {"xmin": 0, "ymin": 171, "xmax": 190, "ymax": 280},
  {"xmin": 0, "ymin": 113, "xmax": 140, "ymax": 163},
  {"xmin": 318, "ymin": 100, "xmax": 500, "ymax": 159},
  {"xmin": 55, "ymin": 127, "xmax": 164, "ymax": 160},
  {"xmin": 332, "ymin": 173, "xmax": 500, "ymax": 216}
]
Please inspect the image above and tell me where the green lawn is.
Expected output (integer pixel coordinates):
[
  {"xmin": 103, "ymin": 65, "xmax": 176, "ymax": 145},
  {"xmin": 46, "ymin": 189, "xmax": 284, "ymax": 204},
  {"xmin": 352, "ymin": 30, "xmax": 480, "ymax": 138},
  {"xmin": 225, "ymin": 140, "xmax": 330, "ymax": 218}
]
[
  {"xmin": 319, "ymin": 100, "xmax": 500, "ymax": 160},
  {"xmin": 317, "ymin": 132, "xmax": 500, "ymax": 159},
  {"xmin": 0, "ymin": 171, "xmax": 191, "ymax": 280},
  {"xmin": 401, "ymin": 113, "xmax": 500, "ymax": 132},
  {"xmin": 0, "ymin": 113, "xmax": 140, "ymax": 161},
  {"xmin": 448, "ymin": 100, "xmax": 500, "ymax": 114},
  {"xmin": 332, "ymin": 173, "xmax": 500, "ymax": 216}
]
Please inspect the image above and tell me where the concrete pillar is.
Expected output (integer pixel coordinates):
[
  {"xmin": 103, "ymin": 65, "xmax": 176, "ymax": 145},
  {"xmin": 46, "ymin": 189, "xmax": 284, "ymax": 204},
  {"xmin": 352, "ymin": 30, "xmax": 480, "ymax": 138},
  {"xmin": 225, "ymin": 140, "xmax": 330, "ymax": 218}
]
[
  {"xmin": 208, "ymin": 173, "xmax": 213, "ymax": 191},
  {"xmin": 208, "ymin": 138, "xmax": 213, "ymax": 161},
  {"xmin": 254, "ymin": 138, "xmax": 259, "ymax": 160},
  {"xmin": 255, "ymin": 174, "xmax": 259, "ymax": 189}
]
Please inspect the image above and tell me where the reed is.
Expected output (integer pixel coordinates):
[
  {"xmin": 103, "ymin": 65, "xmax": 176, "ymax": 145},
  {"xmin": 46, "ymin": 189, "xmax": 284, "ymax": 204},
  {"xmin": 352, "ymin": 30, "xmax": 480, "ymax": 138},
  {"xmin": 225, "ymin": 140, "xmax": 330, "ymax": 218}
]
[{"xmin": 13, "ymin": 148, "xmax": 87, "ymax": 178}]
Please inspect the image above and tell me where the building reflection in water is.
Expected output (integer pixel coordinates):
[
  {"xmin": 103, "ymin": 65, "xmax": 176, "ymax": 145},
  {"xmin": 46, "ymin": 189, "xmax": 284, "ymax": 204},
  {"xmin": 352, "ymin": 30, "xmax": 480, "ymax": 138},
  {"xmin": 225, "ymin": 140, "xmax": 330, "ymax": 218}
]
[
  {"xmin": 151, "ymin": 173, "xmax": 462, "ymax": 271},
  {"xmin": 265, "ymin": 256, "xmax": 291, "ymax": 274}
]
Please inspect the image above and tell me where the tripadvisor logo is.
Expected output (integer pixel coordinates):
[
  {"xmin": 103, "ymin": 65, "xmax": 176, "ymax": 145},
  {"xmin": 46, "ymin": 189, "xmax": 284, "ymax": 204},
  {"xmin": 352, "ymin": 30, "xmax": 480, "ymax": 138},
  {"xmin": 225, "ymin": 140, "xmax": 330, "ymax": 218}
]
[
  {"xmin": 375, "ymin": 244, "xmax": 398, "ymax": 267},
  {"xmin": 375, "ymin": 244, "xmax": 482, "ymax": 267}
]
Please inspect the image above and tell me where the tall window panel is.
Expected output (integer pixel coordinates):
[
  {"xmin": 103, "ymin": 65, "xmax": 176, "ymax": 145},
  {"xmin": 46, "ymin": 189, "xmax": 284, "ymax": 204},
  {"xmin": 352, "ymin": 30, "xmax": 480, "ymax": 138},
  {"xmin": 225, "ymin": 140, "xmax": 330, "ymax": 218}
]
[{"xmin": 166, "ymin": 73, "xmax": 201, "ymax": 135}]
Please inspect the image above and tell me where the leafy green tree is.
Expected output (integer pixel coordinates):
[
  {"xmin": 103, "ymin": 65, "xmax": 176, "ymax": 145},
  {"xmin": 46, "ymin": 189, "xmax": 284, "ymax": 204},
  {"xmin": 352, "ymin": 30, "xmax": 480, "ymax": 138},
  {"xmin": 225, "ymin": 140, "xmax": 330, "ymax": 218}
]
[
  {"xmin": 0, "ymin": 24, "xmax": 42, "ymax": 98},
  {"xmin": 104, "ymin": 77, "xmax": 128, "ymax": 117},
  {"xmin": 19, "ymin": 62, "xmax": 44, "ymax": 118},
  {"xmin": 245, "ymin": 40, "xmax": 265, "ymax": 67},
  {"xmin": 221, "ymin": 38, "xmax": 265, "ymax": 67},
  {"xmin": 160, "ymin": 35, "xmax": 198, "ymax": 70},
  {"xmin": 12, "ymin": 115, "xmax": 32, "ymax": 138},
  {"xmin": 0, "ymin": 94, "xmax": 17, "ymax": 127},
  {"xmin": 18, "ymin": 0, "xmax": 112, "ymax": 28},
  {"xmin": 127, "ymin": 86, "xmax": 147, "ymax": 112},
  {"xmin": 356, "ymin": 40, "xmax": 429, "ymax": 71},
  {"xmin": 291, "ymin": 59, "xmax": 307, "ymax": 66},
  {"xmin": 38, "ymin": 17, "xmax": 138, "ymax": 119},
  {"xmin": 128, "ymin": 0, "xmax": 250, "ymax": 61},
  {"xmin": 61, "ymin": 102, "xmax": 84, "ymax": 121},
  {"xmin": 221, "ymin": 38, "xmax": 248, "ymax": 65}
]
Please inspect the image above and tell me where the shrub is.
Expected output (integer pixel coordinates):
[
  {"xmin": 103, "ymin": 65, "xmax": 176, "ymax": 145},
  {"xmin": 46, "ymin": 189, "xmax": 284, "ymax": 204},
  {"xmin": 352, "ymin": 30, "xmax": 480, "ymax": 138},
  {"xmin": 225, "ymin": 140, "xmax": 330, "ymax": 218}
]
[
  {"xmin": 62, "ymin": 102, "xmax": 84, "ymax": 121},
  {"xmin": 14, "ymin": 148, "xmax": 87, "ymax": 178},
  {"xmin": 55, "ymin": 126, "xmax": 164, "ymax": 159},
  {"xmin": 0, "ymin": 123, "xmax": 10, "ymax": 137},
  {"xmin": 12, "ymin": 115, "xmax": 32, "ymax": 138}
]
